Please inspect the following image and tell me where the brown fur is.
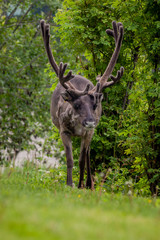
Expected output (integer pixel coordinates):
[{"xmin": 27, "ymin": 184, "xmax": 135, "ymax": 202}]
[
  {"xmin": 40, "ymin": 20, "xmax": 124, "ymax": 188},
  {"xmin": 51, "ymin": 75, "xmax": 102, "ymax": 188}
]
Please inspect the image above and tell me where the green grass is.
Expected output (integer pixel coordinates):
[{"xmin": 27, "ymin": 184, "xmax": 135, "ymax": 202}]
[{"xmin": 0, "ymin": 165, "xmax": 160, "ymax": 240}]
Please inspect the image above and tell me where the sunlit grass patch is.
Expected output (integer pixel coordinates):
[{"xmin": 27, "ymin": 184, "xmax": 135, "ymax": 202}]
[{"xmin": 0, "ymin": 165, "xmax": 160, "ymax": 240}]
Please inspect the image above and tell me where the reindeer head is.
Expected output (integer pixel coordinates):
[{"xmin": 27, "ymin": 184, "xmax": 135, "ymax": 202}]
[{"xmin": 60, "ymin": 82, "xmax": 103, "ymax": 129}]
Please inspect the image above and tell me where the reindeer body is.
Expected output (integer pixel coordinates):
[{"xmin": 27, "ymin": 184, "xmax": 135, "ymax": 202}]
[
  {"xmin": 50, "ymin": 75, "xmax": 102, "ymax": 188},
  {"xmin": 40, "ymin": 20, "xmax": 124, "ymax": 188}
]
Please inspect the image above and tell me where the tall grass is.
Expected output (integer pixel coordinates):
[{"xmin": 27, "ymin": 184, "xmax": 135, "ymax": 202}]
[{"xmin": 0, "ymin": 164, "xmax": 160, "ymax": 240}]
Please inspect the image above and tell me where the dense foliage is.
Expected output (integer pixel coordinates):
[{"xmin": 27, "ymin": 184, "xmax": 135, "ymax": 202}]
[
  {"xmin": 0, "ymin": 0, "xmax": 159, "ymax": 195},
  {"xmin": 0, "ymin": 0, "xmax": 62, "ymax": 160},
  {"xmin": 53, "ymin": 0, "xmax": 160, "ymax": 195}
]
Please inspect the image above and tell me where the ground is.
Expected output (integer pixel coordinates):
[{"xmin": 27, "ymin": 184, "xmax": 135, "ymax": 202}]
[{"xmin": 0, "ymin": 165, "xmax": 160, "ymax": 240}]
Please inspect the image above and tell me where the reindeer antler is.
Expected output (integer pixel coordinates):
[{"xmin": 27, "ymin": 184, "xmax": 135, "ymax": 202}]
[
  {"xmin": 40, "ymin": 20, "xmax": 91, "ymax": 97},
  {"xmin": 40, "ymin": 20, "xmax": 59, "ymax": 76},
  {"xmin": 40, "ymin": 20, "xmax": 75, "ymax": 89},
  {"xmin": 90, "ymin": 21, "xmax": 124, "ymax": 94}
]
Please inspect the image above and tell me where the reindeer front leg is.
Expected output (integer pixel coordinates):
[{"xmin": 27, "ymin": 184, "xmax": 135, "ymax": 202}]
[
  {"xmin": 85, "ymin": 145, "xmax": 94, "ymax": 189},
  {"xmin": 61, "ymin": 131, "xmax": 73, "ymax": 186},
  {"xmin": 78, "ymin": 141, "xmax": 86, "ymax": 188},
  {"xmin": 78, "ymin": 133, "xmax": 94, "ymax": 189}
]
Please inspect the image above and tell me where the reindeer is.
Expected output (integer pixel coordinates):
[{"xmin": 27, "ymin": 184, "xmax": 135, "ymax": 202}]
[{"xmin": 40, "ymin": 20, "xmax": 124, "ymax": 189}]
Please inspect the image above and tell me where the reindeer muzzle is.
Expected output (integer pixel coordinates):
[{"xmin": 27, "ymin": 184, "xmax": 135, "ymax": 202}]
[{"xmin": 83, "ymin": 120, "xmax": 96, "ymax": 129}]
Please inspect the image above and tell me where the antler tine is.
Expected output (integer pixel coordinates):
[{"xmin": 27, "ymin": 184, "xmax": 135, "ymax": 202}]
[
  {"xmin": 40, "ymin": 20, "xmax": 59, "ymax": 76},
  {"xmin": 102, "ymin": 66, "xmax": 124, "ymax": 88},
  {"xmin": 58, "ymin": 62, "xmax": 68, "ymax": 89},
  {"xmin": 95, "ymin": 82, "xmax": 100, "ymax": 93},
  {"xmin": 66, "ymin": 83, "xmax": 90, "ymax": 98},
  {"xmin": 112, "ymin": 21, "xmax": 118, "ymax": 43},
  {"xmin": 110, "ymin": 66, "xmax": 124, "ymax": 82},
  {"xmin": 40, "ymin": 19, "xmax": 45, "ymax": 38},
  {"xmin": 98, "ymin": 21, "xmax": 124, "ymax": 92},
  {"xmin": 58, "ymin": 62, "xmax": 76, "ymax": 90},
  {"xmin": 59, "ymin": 62, "xmax": 67, "ymax": 78},
  {"xmin": 88, "ymin": 81, "xmax": 101, "ymax": 95}
]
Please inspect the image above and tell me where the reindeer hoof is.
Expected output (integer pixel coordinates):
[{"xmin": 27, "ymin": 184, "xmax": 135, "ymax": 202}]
[
  {"xmin": 86, "ymin": 178, "xmax": 94, "ymax": 190},
  {"xmin": 78, "ymin": 181, "xmax": 84, "ymax": 189}
]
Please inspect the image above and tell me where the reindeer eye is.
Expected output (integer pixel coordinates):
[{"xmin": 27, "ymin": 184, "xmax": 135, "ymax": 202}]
[{"xmin": 74, "ymin": 103, "xmax": 81, "ymax": 110}]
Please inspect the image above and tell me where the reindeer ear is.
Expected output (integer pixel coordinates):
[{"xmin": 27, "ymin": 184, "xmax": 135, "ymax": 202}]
[
  {"xmin": 61, "ymin": 91, "xmax": 73, "ymax": 102},
  {"xmin": 99, "ymin": 93, "xmax": 103, "ymax": 102}
]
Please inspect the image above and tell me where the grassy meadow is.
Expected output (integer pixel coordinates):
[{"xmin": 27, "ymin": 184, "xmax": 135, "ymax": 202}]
[{"xmin": 0, "ymin": 164, "xmax": 160, "ymax": 240}]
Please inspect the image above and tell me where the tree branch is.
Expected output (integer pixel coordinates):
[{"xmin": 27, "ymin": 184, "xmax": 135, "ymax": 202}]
[
  {"xmin": 0, "ymin": 2, "xmax": 36, "ymax": 50},
  {"xmin": 15, "ymin": 53, "xmax": 43, "ymax": 74},
  {"xmin": 13, "ymin": 3, "xmax": 35, "ymax": 34},
  {"xmin": 4, "ymin": 0, "xmax": 24, "ymax": 25}
]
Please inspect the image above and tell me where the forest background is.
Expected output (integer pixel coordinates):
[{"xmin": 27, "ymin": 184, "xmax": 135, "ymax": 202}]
[{"xmin": 0, "ymin": 0, "xmax": 160, "ymax": 195}]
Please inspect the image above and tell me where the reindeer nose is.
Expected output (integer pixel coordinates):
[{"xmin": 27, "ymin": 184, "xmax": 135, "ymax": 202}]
[{"xmin": 83, "ymin": 119, "xmax": 96, "ymax": 129}]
